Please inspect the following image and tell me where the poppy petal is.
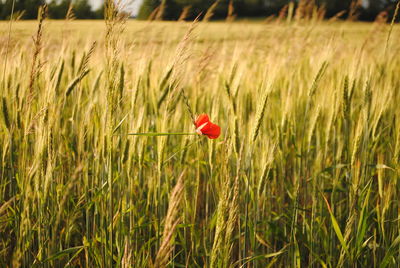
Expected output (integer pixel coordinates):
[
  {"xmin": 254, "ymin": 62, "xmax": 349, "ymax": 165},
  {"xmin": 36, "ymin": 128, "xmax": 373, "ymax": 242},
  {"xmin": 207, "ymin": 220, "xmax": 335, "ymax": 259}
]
[
  {"xmin": 194, "ymin": 113, "xmax": 221, "ymax": 139},
  {"xmin": 195, "ymin": 114, "xmax": 210, "ymax": 128},
  {"xmin": 201, "ymin": 122, "xmax": 221, "ymax": 139}
]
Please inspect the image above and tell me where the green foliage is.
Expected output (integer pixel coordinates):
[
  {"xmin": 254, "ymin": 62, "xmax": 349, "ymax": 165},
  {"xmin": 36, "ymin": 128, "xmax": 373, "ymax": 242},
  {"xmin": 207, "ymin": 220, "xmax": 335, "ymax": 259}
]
[
  {"xmin": 137, "ymin": 0, "xmax": 159, "ymax": 19},
  {"xmin": 22, "ymin": 0, "xmax": 45, "ymax": 18},
  {"xmin": 0, "ymin": 0, "xmax": 399, "ymax": 20},
  {"xmin": 48, "ymin": 0, "xmax": 70, "ymax": 19},
  {"xmin": 135, "ymin": 0, "xmax": 399, "ymax": 21},
  {"xmin": 0, "ymin": 0, "xmax": 104, "ymax": 19},
  {"xmin": 0, "ymin": 0, "xmax": 45, "ymax": 19},
  {"xmin": 73, "ymin": 0, "xmax": 93, "ymax": 19}
]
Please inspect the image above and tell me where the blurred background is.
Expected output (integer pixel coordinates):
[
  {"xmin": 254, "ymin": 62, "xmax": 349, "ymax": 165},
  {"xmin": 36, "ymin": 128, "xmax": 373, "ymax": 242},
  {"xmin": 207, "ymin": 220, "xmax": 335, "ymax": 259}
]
[{"xmin": 0, "ymin": 0, "xmax": 399, "ymax": 22}]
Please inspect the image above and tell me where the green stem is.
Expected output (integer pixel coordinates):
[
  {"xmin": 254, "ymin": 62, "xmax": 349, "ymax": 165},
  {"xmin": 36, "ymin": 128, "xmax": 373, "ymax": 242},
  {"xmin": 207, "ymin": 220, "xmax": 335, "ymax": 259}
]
[{"xmin": 128, "ymin": 132, "xmax": 198, "ymax": 136}]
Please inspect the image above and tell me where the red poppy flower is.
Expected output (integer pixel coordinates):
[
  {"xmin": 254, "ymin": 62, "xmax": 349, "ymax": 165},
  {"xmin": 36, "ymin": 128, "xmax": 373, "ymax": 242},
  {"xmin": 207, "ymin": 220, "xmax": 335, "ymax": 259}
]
[{"xmin": 194, "ymin": 114, "xmax": 221, "ymax": 139}]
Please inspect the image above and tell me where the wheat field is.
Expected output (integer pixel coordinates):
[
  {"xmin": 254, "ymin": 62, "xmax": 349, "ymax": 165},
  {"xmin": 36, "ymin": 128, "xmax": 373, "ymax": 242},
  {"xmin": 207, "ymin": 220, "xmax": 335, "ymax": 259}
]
[{"xmin": 0, "ymin": 13, "xmax": 400, "ymax": 268}]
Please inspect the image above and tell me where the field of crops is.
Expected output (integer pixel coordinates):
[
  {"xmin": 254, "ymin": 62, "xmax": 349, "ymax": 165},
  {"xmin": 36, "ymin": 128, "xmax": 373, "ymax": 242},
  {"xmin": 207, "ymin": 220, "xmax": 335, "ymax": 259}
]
[{"xmin": 1, "ymin": 14, "xmax": 400, "ymax": 267}]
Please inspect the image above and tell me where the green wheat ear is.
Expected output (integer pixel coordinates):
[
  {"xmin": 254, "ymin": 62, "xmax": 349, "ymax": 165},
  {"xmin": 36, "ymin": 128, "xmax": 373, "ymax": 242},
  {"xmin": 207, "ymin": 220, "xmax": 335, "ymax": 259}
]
[
  {"xmin": 1, "ymin": 97, "xmax": 10, "ymax": 130},
  {"xmin": 251, "ymin": 87, "xmax": 269, "ymax": 143}
]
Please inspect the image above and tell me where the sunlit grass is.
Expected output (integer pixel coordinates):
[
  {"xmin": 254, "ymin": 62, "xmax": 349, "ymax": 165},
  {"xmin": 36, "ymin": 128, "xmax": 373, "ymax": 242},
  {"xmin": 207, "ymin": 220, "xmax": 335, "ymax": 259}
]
[{"xmin": 0, "ymin": 17, "xmax": 399, "ymax": 267}]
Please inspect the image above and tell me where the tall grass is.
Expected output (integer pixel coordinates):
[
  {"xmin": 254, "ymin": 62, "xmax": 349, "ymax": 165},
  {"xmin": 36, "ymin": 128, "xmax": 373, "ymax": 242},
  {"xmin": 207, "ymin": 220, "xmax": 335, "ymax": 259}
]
[{"xmin": 0, "ymin": 15, "xmax": 400, "ymax": 267}]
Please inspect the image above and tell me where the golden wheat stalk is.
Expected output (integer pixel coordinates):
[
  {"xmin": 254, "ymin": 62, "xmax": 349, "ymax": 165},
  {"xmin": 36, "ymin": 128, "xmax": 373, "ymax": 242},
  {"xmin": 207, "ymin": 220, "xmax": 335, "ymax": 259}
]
[{"xmin": 154, "ymin": 171, "xmax": 185, "ymax": 267}]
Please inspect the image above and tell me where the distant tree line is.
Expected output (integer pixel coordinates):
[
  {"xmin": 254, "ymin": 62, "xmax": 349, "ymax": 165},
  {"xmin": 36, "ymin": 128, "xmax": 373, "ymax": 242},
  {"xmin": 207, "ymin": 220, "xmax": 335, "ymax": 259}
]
[
  {"xmin": 138, "ymin": 0, "xmax": 400, "ymax": 21},
  {"xmin": 0, "ymin": 0, "xmax": 399, "ymax": 20},
  {"xmin": 0, "ymin": 0, "xmax": 104, "ymax": 20}
]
